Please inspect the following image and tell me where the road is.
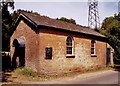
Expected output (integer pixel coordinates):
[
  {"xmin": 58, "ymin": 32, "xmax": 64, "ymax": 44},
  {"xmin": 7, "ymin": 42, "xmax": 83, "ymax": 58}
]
[
  {"xmin": 40, "ymin": 70, "xmax": 119, "ymax": 84},
  {"xmin": 22, "ymin": 70, "xmax": 119, "ymax": 84},
  {"xmin": 71, "ymin": 71, "xmax": 119, "ymax": 84}
]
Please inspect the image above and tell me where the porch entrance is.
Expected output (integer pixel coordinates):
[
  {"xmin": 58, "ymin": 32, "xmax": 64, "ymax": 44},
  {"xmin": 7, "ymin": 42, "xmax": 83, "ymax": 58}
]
[{"xmin": 12, "ymin": 38, "xmax": 25, "ymax": 69}]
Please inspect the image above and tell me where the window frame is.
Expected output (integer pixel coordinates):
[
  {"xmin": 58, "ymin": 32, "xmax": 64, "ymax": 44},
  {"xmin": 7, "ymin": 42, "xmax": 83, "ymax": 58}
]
[
  {"xmin": 91, "ymin": 40, "xmax": 96, "ymax": 56},
  {"xmin": 66, "ymin": 36, "xmax": 75, "ymax": 57},
  {"xmin": 45, "ymin": 47, "xmax": 52, "ymax": 60}
]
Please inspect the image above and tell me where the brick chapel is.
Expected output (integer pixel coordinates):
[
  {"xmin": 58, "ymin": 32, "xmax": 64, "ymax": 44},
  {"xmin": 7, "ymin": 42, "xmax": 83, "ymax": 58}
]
[{"xmin": 10, "ymin": 12, "xmax": 114, "ymax": 73}]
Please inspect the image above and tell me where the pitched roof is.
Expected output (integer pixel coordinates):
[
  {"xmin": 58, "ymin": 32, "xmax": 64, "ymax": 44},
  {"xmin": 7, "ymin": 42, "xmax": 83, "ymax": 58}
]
[{"xmin": 17, "ymin": 12, "xmax": 106, "ymax": 38}]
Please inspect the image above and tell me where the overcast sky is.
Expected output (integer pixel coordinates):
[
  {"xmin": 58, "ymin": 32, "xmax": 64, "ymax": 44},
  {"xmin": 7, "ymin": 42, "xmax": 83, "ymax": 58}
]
[{"xmin": 11, "ymin": 0, "xmax": 119, "ymax": 26}]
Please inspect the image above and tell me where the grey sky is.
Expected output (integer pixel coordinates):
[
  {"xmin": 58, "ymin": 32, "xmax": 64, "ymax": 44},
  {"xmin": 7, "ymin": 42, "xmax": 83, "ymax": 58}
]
[{"xmin": 11, "ymin": 0, "xmax": 119, "ymax": 26}]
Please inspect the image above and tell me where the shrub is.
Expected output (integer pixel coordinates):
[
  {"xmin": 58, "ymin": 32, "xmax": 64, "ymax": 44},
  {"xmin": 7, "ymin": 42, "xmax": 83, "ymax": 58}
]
[
  {"xmin": 14, "ymin": 68, "xmax": 37, "ymax": 77},
  {"xmin": 21, "ymin": 68, "xmax": 37, "ymax": 77}
]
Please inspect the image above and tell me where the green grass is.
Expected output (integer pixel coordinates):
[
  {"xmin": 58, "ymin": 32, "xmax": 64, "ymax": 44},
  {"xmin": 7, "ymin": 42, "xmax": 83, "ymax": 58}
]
[{"xmin": 14, "ymin": 68, "xmax": 37, "ymax": 77}]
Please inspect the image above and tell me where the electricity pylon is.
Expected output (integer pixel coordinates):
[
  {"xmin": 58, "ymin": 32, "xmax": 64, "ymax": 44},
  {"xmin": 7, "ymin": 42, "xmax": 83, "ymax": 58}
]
[{"xmin": 88, "ymin": 0, "xmax": 100, "ymax": 29}]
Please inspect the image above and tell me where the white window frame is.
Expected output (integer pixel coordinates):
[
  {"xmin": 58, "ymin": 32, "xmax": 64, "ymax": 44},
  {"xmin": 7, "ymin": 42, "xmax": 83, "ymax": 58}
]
[
  {"xmin": 66, "ymin": 36, "xmax": 74, "ymax": 56},
  {"xmin": 91, "ymin": 40, "xmax": 96, "ymax": 56}
]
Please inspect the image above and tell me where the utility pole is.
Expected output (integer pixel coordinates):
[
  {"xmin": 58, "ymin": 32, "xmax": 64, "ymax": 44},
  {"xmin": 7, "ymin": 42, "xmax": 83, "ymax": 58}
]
[{"xmin": 88, "ymin": 0, "xmax": 100, "ymax": 29}]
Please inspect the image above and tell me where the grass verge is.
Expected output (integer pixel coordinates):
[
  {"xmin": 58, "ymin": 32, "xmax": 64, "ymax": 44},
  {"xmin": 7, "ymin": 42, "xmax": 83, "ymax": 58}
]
[{"xmin": 12, "ymin": 66, "xmax": 113, "ymax": 82}]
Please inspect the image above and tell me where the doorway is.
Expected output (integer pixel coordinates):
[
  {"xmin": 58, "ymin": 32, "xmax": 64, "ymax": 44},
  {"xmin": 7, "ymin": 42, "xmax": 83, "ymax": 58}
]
[
  {"xmin": 106, "ymin": 48, "xmax": 111, "ymax": 65},
  {"xmin": 12, "ymin": 38, "xmax": 25, "ymax": 69}
]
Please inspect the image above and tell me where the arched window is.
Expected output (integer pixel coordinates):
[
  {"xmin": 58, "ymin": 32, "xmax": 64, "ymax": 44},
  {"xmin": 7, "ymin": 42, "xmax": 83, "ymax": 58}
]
[
  {"xmin": 66, "ymin": 37, "xmax": 74, "ymax": 55},
  {"xmin": 91, "ymin": 40, "xmax": 96, "ymax": 55}
]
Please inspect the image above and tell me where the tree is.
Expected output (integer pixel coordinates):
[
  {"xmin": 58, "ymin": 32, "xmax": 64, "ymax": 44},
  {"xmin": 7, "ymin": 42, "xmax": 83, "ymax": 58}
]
[
  {"xmin": 56, "ymin": 17, "xmax": 76, "ymax": 24},
  {"xmin": 2, "ymin": 3, "xmax": 41, "ymax": 51},
  {"xmin": 1, "ymin": 0, "xmax": 14, "ymax": 51},
  {"xmin": 100, "ymin": 12, "xmax": 120, "ymax": 64}
]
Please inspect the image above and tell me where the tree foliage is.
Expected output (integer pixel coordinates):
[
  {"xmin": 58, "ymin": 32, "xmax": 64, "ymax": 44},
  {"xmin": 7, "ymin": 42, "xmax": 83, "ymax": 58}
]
[
  {"xmin": 100, "ymin": 13, "xmax": 120, "ymax": 64},
  {"xmin": 2, "ymin": 0, "xmax": 14, "ymax": 51},
  {"xmin": 2, "ymin": 4, "xmax": 41, "ymax": 51},
  {"xmin": 56, "ymin": 17, "xmax": 76, "ymax": 24}
]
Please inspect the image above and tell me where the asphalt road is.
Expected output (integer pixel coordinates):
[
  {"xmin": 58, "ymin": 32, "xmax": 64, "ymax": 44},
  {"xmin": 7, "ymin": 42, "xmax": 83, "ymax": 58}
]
[
  {"xmin": 22, "ymin": 70, "xmax": 119, "ymax": 84},
  {"xmin": 72, "ymin": 71, "xmax": 119, "ymax": 84},
  {"xmin": 42, "ymin": 70, "xmax": 119, "ymax": 84}
]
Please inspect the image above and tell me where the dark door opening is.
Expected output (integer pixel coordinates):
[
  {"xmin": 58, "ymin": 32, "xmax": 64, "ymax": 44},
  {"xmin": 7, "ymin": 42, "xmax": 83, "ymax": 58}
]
[
  {"xmin": 106, "ymin": 48, "xmax": 111, "ymax": 65},
  {"xmin": 12, "ymin": 38, "xmax": 25, "ymax": 69}
]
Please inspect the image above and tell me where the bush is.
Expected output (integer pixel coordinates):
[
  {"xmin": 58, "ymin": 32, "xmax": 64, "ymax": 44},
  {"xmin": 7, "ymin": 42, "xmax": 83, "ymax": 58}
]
[
  {"xmin": 14, "ymin": 68, "xmax": 37, "ymax": 77},
  {"xmin": 22, "ymin": 68, "xmax": 37, "ymax": 77}
]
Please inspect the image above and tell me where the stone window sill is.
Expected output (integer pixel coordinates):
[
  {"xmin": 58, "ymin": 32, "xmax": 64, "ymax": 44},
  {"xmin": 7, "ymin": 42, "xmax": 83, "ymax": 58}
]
[
  {"xmin": 91, "ymin": 54, "xmax": 97, "ymax": 57},
  {"xmin": 66, "ymin": 55, "xmax": 75, "ymax": 58}
]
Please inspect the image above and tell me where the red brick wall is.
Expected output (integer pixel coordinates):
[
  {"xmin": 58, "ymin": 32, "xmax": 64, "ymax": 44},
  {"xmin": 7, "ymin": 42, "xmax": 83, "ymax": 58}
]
[
  {"xmin": 10, "ymin": 20, "xmax": 39, "ymax": 72},
  {"xmin": 10, "ymin": 21, "xmax": 107, "ymax": 73},
  {"xmin": 38, "ymin": 28, "xmax": 107, "ymax": 73}
]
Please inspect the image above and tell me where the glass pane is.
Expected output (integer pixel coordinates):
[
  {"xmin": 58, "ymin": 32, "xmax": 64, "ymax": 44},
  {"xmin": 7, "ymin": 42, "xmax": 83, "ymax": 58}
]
[
  {"xmin": 91, "ymin": 40, "xmax": 95, "ymax": 47},
  {"xmin": 67, "ymin": 51, "xmax": 72, "ymax": 54},
  {"xmin": 67, "ymin": 38, "xmax": 72, "ymax": 46},
  {"xmin": 67, "ymin": 47, "xmax": 72, "ymax": 54},
  {"xmin": 67, "ymin": 42, "xmax": 72, "ymax": 46},
  {"xmin": 46, "ymin": 48, "xmax": 52, "ymax": 59},
  {"xmin": 67, "ymin": 37, "xmax": 72, "ymax": 42},
  {"xmin": 91, "ymin": 48, "xmax": 94, "ymax": 54},
  {"xmin": 67, "ymin": 43, "xmax": 72, "ymax": 46},
  {"xmin": 66, "ymin": 37, "xmax": 73, "ymax": 54},
  {"xmin": 91, "ymin": 43, "xmax": 94, "ymax": 47}
]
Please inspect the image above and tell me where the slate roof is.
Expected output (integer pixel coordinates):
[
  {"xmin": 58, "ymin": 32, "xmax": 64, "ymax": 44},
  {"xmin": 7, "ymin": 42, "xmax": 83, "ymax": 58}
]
[{"xmin": 16, "ymin": 12, "xmax": 106, "ymax": 38}]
